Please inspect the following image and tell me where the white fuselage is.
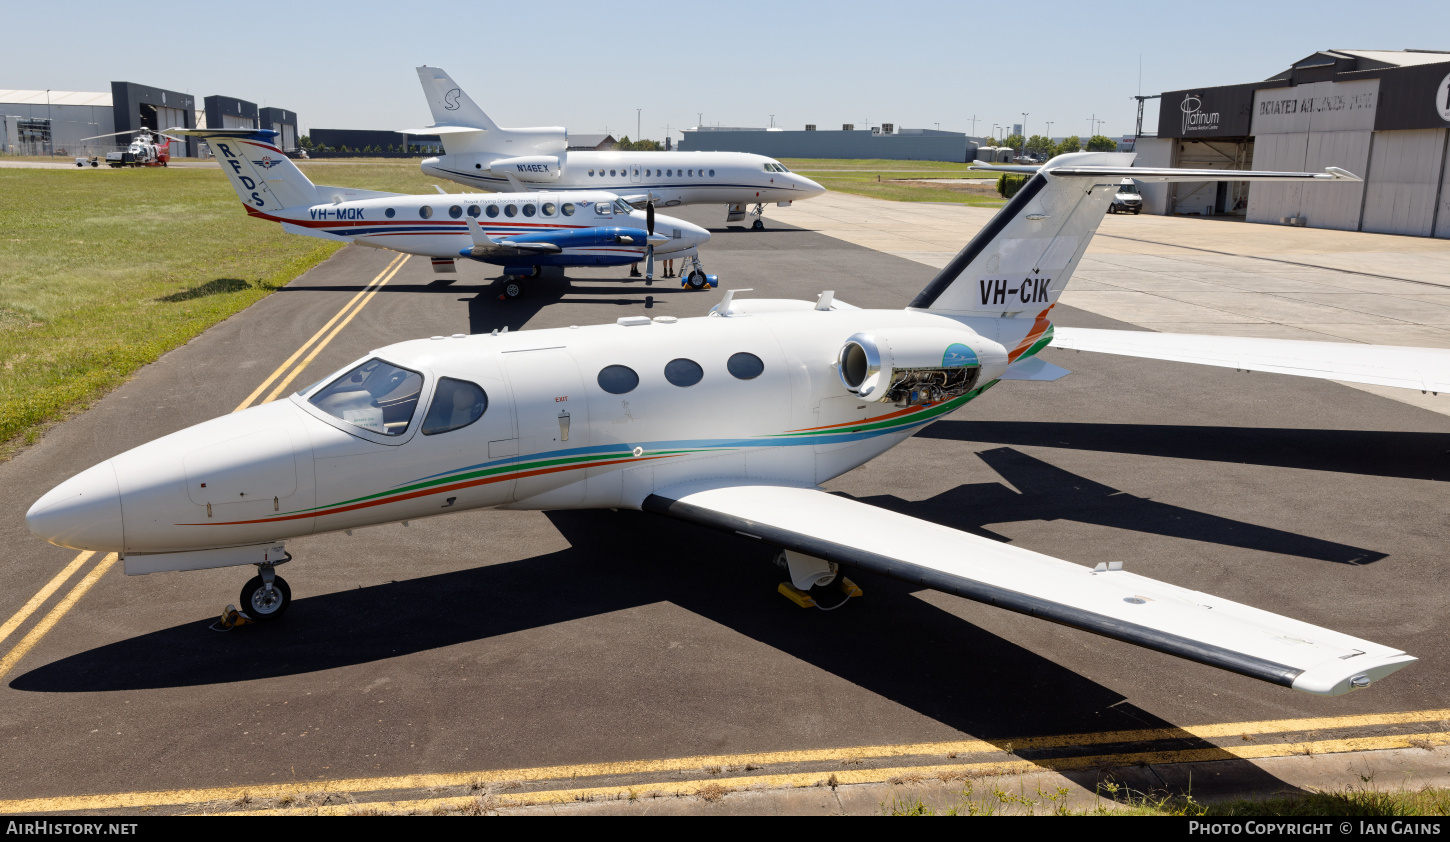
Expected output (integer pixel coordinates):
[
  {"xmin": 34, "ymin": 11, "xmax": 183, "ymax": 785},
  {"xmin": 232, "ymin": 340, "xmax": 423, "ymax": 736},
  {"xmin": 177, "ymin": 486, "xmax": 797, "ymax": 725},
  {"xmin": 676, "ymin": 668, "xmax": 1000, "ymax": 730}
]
[
  {"xmin": 27, "ymin": 303, "xmax": 1044, "ymax": 556},
  {"xmin": 422, "ymin": 151, "xmax": 825, "ymax": 208},
  {"xmin": 252, "ymin": 189, "xmax": 708, "ymax": 264}
]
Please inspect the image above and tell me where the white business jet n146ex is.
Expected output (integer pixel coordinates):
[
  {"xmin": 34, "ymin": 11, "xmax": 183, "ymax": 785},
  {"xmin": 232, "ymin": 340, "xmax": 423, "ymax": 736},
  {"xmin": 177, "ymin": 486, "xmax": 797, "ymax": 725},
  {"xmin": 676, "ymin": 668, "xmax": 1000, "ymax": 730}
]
[
  {"xmin": 169, "ymin": 127, "xmax": 713, "ymax": 296},
  {"xmin": 408, "ymin": 66, "xmax": 825, "ymax": 230},
  {"xmin": 28, "ymin": 152, "xmax": 1416, "ymax": 699}
]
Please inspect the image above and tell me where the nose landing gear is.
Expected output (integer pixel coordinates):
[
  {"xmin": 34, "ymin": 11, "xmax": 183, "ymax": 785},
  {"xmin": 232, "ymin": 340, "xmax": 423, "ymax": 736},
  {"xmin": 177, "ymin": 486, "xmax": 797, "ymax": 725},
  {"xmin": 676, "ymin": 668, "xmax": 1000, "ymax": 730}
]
[{"xmin": 240, "ymin": 556, "xmax": 292, "ymax": 621}]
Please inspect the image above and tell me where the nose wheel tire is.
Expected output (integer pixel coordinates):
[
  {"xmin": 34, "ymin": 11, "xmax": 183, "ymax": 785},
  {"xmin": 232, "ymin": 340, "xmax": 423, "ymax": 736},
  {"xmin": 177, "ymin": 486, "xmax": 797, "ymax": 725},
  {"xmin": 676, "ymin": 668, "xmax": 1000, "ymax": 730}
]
[
  {"xmin": 241, "ymin": 575, "xmax": 292, "ymax": 621},
  {"xmin": 751, "ymin": 219, "xmax": 765, "ymax": 231},
  {"xmin": 686, "ymin": 271, "xmax": 709, "ymax": 290},
  {"xmin": 504, "ymin": 280, "xmax": 522, "ymax": 298}
]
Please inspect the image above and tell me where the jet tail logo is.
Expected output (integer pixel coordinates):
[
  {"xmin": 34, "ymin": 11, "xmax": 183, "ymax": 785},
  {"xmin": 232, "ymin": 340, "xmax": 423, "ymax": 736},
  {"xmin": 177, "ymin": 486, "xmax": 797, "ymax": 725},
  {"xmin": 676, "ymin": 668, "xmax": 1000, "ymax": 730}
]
[{"xmin": 443, "ymin": 88, "xmax": 462, "ymax": 111}]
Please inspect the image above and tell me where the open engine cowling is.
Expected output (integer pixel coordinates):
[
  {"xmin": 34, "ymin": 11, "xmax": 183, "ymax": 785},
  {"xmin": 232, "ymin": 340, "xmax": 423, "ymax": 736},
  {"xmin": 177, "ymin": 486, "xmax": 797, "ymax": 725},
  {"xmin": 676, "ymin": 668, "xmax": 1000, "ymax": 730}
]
[{"xmin": 837, "ymin": 328, "xmax": 1009, "ymax": 403}]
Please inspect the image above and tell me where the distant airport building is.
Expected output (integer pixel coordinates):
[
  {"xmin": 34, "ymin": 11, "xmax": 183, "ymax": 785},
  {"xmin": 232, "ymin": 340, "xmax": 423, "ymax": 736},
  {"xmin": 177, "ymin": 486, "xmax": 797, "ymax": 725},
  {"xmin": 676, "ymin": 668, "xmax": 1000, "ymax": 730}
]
[
  {"xmin": 309, "ymin": 128, "xmax": 441, "ymax": 154},
  {"xmin": 0, "ymin": 82, "xmax": 200, "ymax": 157},
  {"xmin": 259, "ymin": 107, "xmax": 299, "ymax": 152},
  {"xmin": 568, "ymin": 133, "xmax": 616, "ymax": 151},
  {"xmin": 1134, "ymin": 49, "xmax": 1450, "ymax": 238},
  {"xmin": 679, "ymin": 125, "xmax": 979, "ymax": 162}
]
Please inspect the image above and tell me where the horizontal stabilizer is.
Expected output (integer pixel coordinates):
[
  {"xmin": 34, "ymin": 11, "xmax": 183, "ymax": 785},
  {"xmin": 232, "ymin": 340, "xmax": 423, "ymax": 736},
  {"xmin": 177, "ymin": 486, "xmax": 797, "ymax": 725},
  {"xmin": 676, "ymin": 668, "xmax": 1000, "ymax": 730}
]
[
  {"xmin": 1045, "ymin": 165, "xmax": 1361, "ymax": 183},
  {"xmin": 1052, "ymin": 328, "xmax": 1450, "ymax": 393},
  {"xmin": 397, "ymin": 125, "xmax": 488, "ymax": 136},
  {"xmin": 645, "ymin": 482, "xmax": 1414, "ymax": 696},
  {"xmin": 1000, "ymin": 356, "xmax": 1071, "ymax": 381},
  {"xmin": 969, "ymin": 162, "xmax": 1042, "ymax": 175}
]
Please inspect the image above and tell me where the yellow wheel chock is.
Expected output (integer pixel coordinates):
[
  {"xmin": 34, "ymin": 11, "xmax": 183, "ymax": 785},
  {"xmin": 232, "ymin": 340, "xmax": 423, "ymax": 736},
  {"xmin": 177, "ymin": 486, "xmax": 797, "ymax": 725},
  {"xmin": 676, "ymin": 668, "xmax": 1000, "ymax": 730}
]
[{"xmin": 778, "ymin": 577, "xmax": 862, "ymax": 609}]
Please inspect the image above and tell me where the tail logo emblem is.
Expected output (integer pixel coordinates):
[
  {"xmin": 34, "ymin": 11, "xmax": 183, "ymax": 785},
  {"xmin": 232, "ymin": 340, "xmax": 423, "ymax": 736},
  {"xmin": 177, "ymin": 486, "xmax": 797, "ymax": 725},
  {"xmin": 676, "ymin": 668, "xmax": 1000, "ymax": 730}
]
[
  {"xmin": 443, "ymin": 88, "xmax": 462, "ymax": 111},
  {"xmin": 252, "ymin": 156, "xmax": 280, "ymax": 169}
]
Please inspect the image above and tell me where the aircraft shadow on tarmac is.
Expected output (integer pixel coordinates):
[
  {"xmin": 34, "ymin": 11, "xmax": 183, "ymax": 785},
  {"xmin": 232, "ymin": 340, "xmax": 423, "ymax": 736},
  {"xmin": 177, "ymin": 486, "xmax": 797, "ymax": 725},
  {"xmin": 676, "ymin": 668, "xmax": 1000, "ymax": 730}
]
[
  {"xmin": 925, "ymin": 420, "xmax": 1450, "ymax": 484},
  {"xmin": 11, "ymin": 445, "xmax": 1365, "ymax": 795}
]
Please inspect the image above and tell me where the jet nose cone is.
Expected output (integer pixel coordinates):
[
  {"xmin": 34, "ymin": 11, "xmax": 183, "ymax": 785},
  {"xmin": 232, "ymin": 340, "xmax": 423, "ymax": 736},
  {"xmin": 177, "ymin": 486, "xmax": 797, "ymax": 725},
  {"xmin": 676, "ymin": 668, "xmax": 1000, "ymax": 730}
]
[
  {"xmin": 797, "ymin": 175, "xmax": 826, "ymax": 198},
  {"xmin": 26, "ymin": 460, "xmax": 125, "ymax": 551}
]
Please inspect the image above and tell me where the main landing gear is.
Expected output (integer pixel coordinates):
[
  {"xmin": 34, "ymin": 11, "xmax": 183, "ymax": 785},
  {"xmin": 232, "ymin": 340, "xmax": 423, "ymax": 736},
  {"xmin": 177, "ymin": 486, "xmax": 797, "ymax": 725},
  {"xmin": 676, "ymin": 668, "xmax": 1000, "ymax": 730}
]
[
  {"xmin": 751, "ymin": 203, "xmax": 766, "ymax": 230},
  {"xmin": 725, "ymin": 202, "xmax": 768, "ymax": 230},
  {"xmin": 497, "ymin": 266, "xmax": 539, "ymax": 299},
  {"xmin": 239, "ymin": 556, "xmax": 292, "ymax": 621},
  {"xmin": 773, "ymin": 550, "xmax": 862, "ymax": 611}
]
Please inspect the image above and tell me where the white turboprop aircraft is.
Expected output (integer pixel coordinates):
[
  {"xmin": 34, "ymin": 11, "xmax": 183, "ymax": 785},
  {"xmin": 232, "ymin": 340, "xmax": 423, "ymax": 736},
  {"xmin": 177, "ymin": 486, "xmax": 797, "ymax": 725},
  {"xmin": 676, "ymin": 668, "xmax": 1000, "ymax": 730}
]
[
  {"xmin": 28, "ymin": 152, "xmax": 1418, "ymax": 699},
  {"xmin": 407, "ymin": 66, "xmax": 826, "ymax": 230},
  {"xmin": 169, "ymin": 128, "xmax": 714, "ymax": 296}
]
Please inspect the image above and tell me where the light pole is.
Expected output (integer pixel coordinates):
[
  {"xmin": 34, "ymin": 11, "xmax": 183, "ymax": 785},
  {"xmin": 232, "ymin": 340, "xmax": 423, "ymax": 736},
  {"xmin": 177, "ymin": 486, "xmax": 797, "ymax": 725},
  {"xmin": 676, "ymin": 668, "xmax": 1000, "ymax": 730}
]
[
  {"xmin": 1020, "ymin": 112, "xmax": 1028, "ymax": 157},
  {"xmin": 636, "ymin": 108, "xmax": 641, "ymax": 141},
  {"xmin": 769, "ymin": 114, "xmax": 775, "ymax": 128}
]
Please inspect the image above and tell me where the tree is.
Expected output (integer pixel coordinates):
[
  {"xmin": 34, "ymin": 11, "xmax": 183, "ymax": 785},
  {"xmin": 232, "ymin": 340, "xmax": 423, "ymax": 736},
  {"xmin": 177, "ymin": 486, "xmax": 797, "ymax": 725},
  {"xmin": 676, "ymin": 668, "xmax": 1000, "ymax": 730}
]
[
  {"xmin": 614, "ymin": 135, "xmax": 663, "ymax": 151},
  {"xmin": 298, "ymin": 135, "xmax": 313, "ymax": 150},
  {"xmin": 1054, "ymin": 136, "xmax": 1082, "ymax": 155},
  {"xmin": 1025, "ymin": 134, "xmax": 1053, "ymax": 156},
  {"xmin": 997, "ymin": 174, "xmax": 1028, "ymax": 198},
  {"xmin": 1000, "ymin": 133, "xmax": 1025, "ymax": 152},
  {"xmin": 1086, "ymin": 134, "xmax": 1119, "ymax": 152}
]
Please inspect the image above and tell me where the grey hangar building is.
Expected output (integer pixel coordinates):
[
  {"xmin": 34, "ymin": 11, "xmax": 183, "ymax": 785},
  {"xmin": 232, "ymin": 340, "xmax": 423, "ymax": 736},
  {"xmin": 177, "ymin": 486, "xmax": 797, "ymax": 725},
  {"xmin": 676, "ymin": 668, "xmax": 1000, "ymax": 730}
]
[
  {"xmin": 1133, "ymin": 49, "xmax": 1450, "ymax": 239},
  {"xmin": 1, "ymin": 82, "xmax": 299, "ymax": 158}
]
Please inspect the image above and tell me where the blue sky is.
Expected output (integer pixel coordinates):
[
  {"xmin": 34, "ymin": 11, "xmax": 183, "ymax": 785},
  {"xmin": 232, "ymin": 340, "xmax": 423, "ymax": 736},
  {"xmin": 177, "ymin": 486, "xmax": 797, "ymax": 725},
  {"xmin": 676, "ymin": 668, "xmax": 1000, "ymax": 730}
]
[{"xmin": 6, "ymin": 0, "xmax": 1448, "ymax": 141}]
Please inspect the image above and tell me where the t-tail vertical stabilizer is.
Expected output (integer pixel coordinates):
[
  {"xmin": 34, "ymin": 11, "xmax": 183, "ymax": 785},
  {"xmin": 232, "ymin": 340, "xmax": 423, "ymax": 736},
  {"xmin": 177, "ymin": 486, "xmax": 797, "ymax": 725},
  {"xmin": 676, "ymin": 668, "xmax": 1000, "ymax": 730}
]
[
  {"xmin": 166, "ymin": 128, "xmax": 318, "ymax": 211},
  {"xmin": 909, "ymin": 152, "xmax": 1363, "ymax": 317}
]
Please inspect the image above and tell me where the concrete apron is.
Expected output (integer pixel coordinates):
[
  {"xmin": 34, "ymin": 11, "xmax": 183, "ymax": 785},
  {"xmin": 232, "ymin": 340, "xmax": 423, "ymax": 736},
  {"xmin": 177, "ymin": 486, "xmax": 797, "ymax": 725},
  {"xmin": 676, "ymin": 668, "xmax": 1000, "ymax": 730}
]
[{"xmin": 771, "ymin": 191, "xmax": 1450, "ymax": 417}]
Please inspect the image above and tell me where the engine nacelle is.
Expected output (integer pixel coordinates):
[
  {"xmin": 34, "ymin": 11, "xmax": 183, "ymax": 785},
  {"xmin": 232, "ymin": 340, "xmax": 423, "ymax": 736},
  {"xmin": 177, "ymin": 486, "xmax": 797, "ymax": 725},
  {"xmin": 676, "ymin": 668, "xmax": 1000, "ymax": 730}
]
[
  {"xmin": 837, "ymin": 328, "xmax": 1009, "ymax": 403},
  {"xmin": 486, "ymin": 155, "xmax": 561, "ymax": 182}
]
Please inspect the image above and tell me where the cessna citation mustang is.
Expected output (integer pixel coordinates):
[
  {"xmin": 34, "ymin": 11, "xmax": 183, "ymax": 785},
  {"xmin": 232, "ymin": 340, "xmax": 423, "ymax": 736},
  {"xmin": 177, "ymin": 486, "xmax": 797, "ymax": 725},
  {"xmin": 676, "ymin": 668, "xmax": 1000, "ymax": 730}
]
[
  {"xmin": 408, "ymin": 66, "xmax": 825, "ymax": 230},
  {"xmin": 169, "ymin": 128, "xmax": 713, "ymax": 296},
  {"xmin": 28, "ymin": 152, "xmax": 1418, "ymax": 699}
]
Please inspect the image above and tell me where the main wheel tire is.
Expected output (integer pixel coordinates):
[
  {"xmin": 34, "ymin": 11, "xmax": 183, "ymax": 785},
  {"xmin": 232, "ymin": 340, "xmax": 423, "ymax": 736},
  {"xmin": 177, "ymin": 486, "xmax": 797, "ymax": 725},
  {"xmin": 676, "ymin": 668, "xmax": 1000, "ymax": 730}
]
[
  {"xmin": 241, "ymin": 575, "xmax": 291, "ymax": 621},
  {"xmin": 752, "ymin": 219, "xmax": 765, "ymax": 230},
  {"xmin": 504, "ymin": 281, "xmax": 522, "ymax": 298}
]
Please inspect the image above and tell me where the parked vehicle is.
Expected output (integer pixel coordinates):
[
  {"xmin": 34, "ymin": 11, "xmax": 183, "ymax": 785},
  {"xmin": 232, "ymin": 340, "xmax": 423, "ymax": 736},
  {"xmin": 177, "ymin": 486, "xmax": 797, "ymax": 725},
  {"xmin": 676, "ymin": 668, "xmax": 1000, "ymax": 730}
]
[{"xmin": 1109, "ymin": 179, "xmax": 1142, "ymax": 214}]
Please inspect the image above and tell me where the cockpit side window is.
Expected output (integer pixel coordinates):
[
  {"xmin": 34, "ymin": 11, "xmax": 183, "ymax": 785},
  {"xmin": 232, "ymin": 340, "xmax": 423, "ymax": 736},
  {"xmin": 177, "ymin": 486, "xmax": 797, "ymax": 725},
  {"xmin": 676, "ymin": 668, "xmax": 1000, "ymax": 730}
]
[
  {"xmin": 421, "ymin": 377, "xmax": 488, "ymax": 435},
  {"xmin": 613, "ymin": 199, "xmax": 633, "ymax": 214},
  {"xmin": 595, "ymin": 201, "xmax": 613, "ymax": 216},
  {"xmin": 310, "ymin": 359, "xmax": 423, "ymax": 436}
]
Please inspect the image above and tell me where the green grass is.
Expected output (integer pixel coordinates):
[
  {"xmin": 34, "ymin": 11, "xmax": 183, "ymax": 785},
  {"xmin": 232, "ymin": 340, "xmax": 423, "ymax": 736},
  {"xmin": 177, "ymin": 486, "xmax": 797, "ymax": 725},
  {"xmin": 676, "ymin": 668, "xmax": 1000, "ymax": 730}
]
[
  {"xmin": 883, "ymin": 780, "xmax": 1450, "ymax": 816},
  {"xmin": 0, "ymin": 167, "xmax": 344, "ymax": 457}
]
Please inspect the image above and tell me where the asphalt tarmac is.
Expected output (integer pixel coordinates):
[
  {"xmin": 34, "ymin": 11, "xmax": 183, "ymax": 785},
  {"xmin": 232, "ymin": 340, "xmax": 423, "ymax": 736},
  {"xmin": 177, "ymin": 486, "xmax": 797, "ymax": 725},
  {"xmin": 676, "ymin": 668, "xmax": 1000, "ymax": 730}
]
[{"xmin": 1, "ymin": 205, "xmax": 1447, "ymax": 806}]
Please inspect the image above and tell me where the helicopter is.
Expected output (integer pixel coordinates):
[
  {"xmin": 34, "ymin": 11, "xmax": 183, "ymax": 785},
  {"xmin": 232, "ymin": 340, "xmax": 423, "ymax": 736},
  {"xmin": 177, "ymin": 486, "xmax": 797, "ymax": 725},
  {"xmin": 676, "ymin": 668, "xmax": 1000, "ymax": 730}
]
[{"xmin": 80, "ymin": 128, "xmax": 180, "ymax": 168}]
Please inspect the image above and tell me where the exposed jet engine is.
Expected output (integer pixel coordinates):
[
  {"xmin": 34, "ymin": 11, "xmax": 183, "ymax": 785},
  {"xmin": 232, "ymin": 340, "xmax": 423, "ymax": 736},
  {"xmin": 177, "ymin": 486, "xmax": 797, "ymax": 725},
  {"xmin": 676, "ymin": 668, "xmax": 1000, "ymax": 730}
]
[{"xmin": 837, "ymin": 328, "xmax": 1008, "ymax": 405}]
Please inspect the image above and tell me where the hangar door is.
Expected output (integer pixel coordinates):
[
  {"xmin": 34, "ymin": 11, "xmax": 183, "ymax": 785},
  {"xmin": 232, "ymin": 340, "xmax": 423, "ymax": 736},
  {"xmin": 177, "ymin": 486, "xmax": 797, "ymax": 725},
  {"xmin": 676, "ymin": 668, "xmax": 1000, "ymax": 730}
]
[
  {"xmin": 1170, "ymin": 139, "xmax": 1252, "ymax": 216},
  {"xmin": 1247, "ymin": 79, "xmax": 1375, "ymax": 231},
  {"xmin": 1361, "ymin": 128, "xmax": 1446, "ymax": 238}
]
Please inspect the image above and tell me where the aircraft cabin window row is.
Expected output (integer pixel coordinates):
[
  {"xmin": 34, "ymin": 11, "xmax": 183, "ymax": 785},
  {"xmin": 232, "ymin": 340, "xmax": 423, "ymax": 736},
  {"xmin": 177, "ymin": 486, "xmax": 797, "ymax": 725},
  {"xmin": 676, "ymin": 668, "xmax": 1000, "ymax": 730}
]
[
  {"xmin": 595, "ymin": 353, "xmax": 765, "ymax": 395},
  {"xmin": 584, "ymin": 168, "xmax": 716, "ymax": 177},
  {"xmin": 449, "ymin": 205, "xmax": 463, "ymax": 219}
]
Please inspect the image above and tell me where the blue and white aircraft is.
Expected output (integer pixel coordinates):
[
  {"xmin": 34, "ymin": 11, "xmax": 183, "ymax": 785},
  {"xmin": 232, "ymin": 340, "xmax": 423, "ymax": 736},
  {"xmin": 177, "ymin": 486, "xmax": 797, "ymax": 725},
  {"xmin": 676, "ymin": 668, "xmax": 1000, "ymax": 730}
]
[
  {"xmin": 406, "ymin": 67, "xmax": 826, "ymax": 231},
  {"xmin": 170, "ymin": 128, "xmax": 714, "ymax": 297}
]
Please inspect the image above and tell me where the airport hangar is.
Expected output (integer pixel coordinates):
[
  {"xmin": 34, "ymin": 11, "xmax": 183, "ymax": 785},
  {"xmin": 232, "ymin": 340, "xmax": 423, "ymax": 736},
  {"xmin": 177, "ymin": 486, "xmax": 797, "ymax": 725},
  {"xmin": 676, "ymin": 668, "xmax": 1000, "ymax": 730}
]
[
  {"xmin": 0, "ymin": 82, "xmax": 298, "ymax": 157},
  {"xmin": 680, "ymin": 123, "xmax": 985, "ymax": 162},
  {"xmin": 1132, "ymin": 48, "xmax": 1450, "ymax": 239}
]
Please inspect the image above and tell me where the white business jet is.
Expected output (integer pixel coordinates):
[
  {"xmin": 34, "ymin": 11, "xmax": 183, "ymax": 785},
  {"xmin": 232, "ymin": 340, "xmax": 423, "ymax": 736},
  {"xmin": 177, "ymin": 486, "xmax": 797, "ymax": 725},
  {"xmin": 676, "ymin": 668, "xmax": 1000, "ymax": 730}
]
[
  {"xmin": 28, "ymin": 152, "xmax": 1417, "ymax": 699},
  {"xmin": 168, "ymin": 127, "xmax": 713, "ymax": 297},
  {"xmin": 407, "ymin": 66, "xmax": 826, "ymax": 230}
]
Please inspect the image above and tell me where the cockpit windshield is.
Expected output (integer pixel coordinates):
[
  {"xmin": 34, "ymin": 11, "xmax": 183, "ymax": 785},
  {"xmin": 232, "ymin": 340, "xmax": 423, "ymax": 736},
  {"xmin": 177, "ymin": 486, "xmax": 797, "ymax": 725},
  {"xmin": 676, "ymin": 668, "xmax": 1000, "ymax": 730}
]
[
  {"xmin": 764, "ymin": 162, "xmax": 791, "ymax": 173},
  {"xmin": 309, "ymin": 358, "xmax": 423, "ymax": 436},
  {"xmin": 613, "ymin": 199, "xmax": 634, "ymax": 214}
]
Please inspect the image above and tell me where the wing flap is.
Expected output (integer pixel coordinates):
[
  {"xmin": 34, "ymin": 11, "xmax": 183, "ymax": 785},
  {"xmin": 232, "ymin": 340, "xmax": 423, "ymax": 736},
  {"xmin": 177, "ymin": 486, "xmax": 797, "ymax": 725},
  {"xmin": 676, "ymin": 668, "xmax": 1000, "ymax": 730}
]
[
  {"xmin": 644, "ymin": 482, "xmax": 1413, "ymax": 695},
  {"xmin": 1053, "ymin": 327, "xmax": 1450, "ymax": 393}
]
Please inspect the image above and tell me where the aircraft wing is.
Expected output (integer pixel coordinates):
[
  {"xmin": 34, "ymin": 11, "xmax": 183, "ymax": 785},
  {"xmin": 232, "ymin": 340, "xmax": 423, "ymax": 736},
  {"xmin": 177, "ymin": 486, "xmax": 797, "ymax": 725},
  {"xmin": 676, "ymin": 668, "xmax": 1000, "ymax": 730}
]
[
  {"xmin": 643, "ymin": 482, "xmax": 1413, "ymax": 695},
  {"xmin": 1052, "ymin": 327, "xmax": 1450, "ymax": 394}
]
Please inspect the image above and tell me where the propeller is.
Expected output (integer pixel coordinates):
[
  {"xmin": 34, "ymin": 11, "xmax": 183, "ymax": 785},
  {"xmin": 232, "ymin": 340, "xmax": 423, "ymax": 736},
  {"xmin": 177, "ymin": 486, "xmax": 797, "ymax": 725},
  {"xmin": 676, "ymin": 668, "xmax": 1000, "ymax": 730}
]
[{"xmin": 645, "ymin": 195, "xmax": 656, "ymax": 283}]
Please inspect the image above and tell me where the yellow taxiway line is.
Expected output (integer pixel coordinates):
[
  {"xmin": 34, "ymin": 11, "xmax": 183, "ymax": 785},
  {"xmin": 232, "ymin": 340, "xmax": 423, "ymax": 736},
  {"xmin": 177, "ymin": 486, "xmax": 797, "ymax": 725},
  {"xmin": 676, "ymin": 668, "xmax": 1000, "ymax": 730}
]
[
  {"xmin": 0, "ymin": 553, "xmax": 118, "ymax": 681},
  {"xmin": 2, "ymin": 710, "xmax": 1446, "ymax": 815},
  {"xmin": 235, "ymin": 251, "xmax": 407, "ymax": 412},
  {"xmin": 226, "ymin": 731, "xmax": 1450, "ymax": 815},
  {"xmin": 2, "ymin": 251, "xmax": 409, "ymax": 684}
]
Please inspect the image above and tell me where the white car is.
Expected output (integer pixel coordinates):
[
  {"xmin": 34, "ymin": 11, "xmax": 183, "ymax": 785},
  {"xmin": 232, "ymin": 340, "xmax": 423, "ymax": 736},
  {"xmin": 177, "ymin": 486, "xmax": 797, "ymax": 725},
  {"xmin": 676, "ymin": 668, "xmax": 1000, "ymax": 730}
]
[{"xmin": 1109, "ymin": 179, "xmax": 1142, "ymax": 214}]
